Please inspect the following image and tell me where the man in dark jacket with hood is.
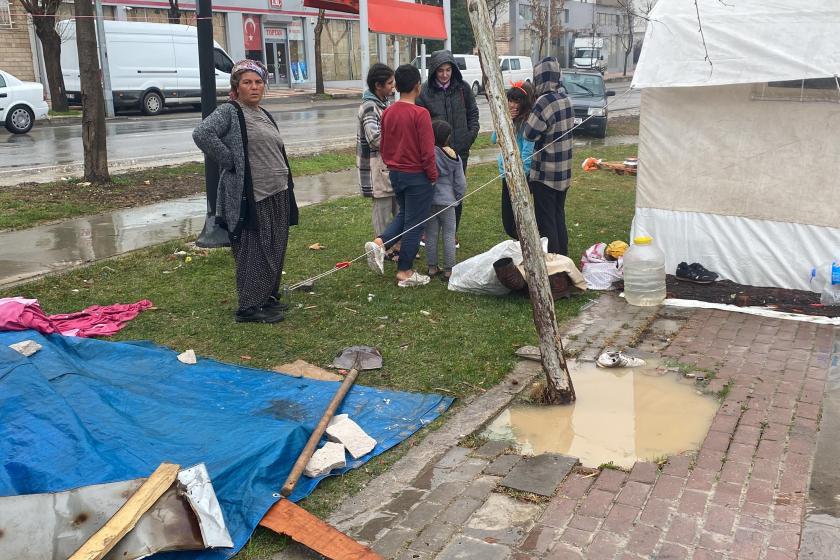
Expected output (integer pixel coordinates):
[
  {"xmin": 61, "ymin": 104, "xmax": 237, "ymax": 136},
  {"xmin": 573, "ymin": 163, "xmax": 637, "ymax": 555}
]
[
  {"xmin": 522, "ymin": 56, "xmax": 575, "ymax": 256},
  {"xmin": 417, "ymin": 50, "xmax": 480, "ymax": 232}
]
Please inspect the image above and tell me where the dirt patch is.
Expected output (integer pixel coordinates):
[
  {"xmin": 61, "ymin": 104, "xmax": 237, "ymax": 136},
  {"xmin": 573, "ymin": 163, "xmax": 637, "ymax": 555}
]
[
  {"xmin": 659, "ymin": 276, "xmax": 837, "ymax": 317},
  {"xmin": 10, "ymin": 168, "xmax": 205, "ymax": 210}
]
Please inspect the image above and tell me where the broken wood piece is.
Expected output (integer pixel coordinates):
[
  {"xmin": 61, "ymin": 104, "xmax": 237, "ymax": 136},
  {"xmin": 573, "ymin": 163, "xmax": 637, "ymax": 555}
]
[
  {"xmin": 259, "ymin": 499, "xmax": 383, "ymax": 560},
  {"xmin": 69, "ymin": 462, "xmax": 181, "ymax": 560},
  {"xmin": 273, "ymin": 360, "xmax": 343, "ymax": 381}
]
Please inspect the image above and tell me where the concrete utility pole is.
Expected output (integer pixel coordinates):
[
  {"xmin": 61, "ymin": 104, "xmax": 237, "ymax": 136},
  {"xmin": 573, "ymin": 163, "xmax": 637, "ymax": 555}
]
[
  {"xmin": 466, "ymin": 0, "xmax": 576, "ymax": 404},
  {"xmin": 195, "ymin": 0, "xmax": 229, "ymax": 248},
  {"xmin": 443, "ymin": 0, "xmax": 452, "ymax": 51},
  {"xmin": 359, "ymin": 0, "xmax": 370, "ymax": 89},
  {"xmin": 93, "ymin": 0, "xmax": 114, "ymax": 117}
]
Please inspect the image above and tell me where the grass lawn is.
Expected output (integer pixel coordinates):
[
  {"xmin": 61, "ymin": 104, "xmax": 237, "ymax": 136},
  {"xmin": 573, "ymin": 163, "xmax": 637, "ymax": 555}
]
[
  {"xmin": 3, "ymin": 144, "xmax": 637, "ymax": 557},
  {"xmin": 8, "ymin": 142, "xmax": 638, "ymax": 554}
]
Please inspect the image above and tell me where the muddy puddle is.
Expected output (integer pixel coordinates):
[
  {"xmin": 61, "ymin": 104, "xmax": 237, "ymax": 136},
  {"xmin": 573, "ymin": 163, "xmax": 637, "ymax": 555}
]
[{"xmin": 482, "ymin": 360, "xmax": 718, "ymax": 468}]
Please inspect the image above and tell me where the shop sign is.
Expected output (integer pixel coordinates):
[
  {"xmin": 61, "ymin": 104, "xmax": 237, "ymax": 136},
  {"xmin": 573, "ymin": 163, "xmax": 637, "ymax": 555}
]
[
  {"xmin": 265, "ymin": 27, "xmax": 287, "ymax": 41},
  {"xmin": 268, "ymin": 0, "xmax": 283, "ymax": 9},
  {"xmin": 287, "ymin": 20, "xmax": 303, "ymax": 41}
]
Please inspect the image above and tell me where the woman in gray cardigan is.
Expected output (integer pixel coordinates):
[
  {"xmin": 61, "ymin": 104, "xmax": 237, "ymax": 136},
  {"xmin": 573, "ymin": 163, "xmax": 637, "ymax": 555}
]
[{"xmin": 193, "ymin": 60, "xmax": 299, "ymax": 323}]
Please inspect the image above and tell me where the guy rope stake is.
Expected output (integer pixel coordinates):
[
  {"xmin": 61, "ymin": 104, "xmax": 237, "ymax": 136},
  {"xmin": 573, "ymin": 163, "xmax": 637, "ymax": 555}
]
[{"xmin": 466, "ymin": 0, "xmax": 575, "ymax": 404}]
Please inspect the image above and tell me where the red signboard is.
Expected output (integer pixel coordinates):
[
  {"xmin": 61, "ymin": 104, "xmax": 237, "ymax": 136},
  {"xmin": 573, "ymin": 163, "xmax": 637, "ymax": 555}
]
[
  {"xmin": 243, "ymin": 15, "xmax": 262, "ymax": 51},
  {"xmin": 269, "ymin": 0, "xmax": 283, "ymax": 9}
]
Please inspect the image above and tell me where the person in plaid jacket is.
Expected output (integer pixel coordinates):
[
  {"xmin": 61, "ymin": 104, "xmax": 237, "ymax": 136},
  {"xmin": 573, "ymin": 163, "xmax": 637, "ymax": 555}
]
[{"xmin": 522, "ymin": 57, "xmax": 574, "ymax": 256}]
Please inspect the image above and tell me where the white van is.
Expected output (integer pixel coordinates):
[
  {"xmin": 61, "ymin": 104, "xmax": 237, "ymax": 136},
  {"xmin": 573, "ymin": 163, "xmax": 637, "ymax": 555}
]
[
  {"xmin": 499, "ymin": 56, "xmax": 534, "ymax": 87},
  {"xmin": 59, "ymin": 20, "xmax": 234, "ymax": 115},
  {"xmin": 411, "ymin": 54, "xmax": 485, "ymax": 97}
]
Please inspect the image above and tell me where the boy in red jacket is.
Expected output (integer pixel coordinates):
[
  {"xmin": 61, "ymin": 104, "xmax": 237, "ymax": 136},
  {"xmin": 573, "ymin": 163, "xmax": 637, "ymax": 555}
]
[{"xmin": 365, "ymin": 64, "xmax": 438, "ymax": 287}]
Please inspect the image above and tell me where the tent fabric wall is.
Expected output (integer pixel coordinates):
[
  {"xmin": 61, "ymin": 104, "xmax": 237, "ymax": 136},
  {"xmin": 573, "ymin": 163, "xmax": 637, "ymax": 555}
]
[
  {"xmin": 632, "ymin": 0, "xmax": 840, "ymax": 88},
  {"xmin": 631, "ymin": 208, "xmax": 840, "ymax": 291},
  {"xmin": 636, "ymin": 85, "xmax": 840, "ymax": 228},
  {"xmin": 634, "ymin": 85, "xmax": 840, "ymax": 290}
]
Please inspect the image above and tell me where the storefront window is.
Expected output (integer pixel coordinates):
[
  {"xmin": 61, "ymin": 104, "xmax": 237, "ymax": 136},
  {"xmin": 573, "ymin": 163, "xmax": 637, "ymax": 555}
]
[{"xmin": 288, "ymin": 18, "xmax": 308, "ymax": 83}]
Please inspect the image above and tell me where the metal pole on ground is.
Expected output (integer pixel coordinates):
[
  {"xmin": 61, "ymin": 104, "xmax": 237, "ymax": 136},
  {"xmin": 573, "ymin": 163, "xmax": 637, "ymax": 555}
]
[
  {"xmin": 466, "ymin": 0, "xmax": 576, "ymax": 404},
  {"xmin": 195, "ymin": 0, "xmax": 229, "ymax": 248},
  {"xmin": 93, "ymin": 0, "xmax": 114, "ymax": 118}
]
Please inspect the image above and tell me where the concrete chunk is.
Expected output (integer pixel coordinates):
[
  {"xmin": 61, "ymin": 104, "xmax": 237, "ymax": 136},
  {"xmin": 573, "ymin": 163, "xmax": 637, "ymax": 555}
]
[
  {"xmin": 326, "ymin": 417, "xmax": 377, "ymax": 459},
  {"xmin": 304, "ymin": 442, "xmax": 347, "ymax": 478},
  {"xmin": 177, "ymin": 349, "xmax": 197, "ymax": 364},
  {"xmin": 9, "ymin": 340, "xmax": 42, "ymax": 357}
]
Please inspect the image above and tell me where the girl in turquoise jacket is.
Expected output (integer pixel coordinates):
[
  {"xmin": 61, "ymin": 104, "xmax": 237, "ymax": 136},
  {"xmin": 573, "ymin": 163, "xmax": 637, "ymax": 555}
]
[{"xmin": 492, "ymin": 81, "xmax": 536, "ymax": 239}]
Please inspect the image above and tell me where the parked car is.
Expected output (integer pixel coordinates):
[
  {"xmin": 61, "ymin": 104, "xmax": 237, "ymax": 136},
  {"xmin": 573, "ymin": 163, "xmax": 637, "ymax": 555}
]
[
  {"xmin": 411, "ymin": 54, "xmax": 484, "ymax": 96},
  {"xmin": 0, "ymin": 69, "xmax": 49, "ymax": 134},
  {"xmin": 561, "ymin": 70, "xmax": 615, "ymax": 138},
  {"xmin": 499, "ymin": 56, "xmax": 533, "ymax": 87},
  {"xmin": 59, "ymin": 20, "xmax": 234, "ymax": 115}
]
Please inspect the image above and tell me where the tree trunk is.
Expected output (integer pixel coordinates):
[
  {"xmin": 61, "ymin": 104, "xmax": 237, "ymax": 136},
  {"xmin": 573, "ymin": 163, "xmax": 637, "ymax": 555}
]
[
  {"xmin": 623, "ymin": 28, "xmax": 633, "ymax": 76},
  {"xmin": 75, "ymin": 0, "xmax": 110, "ymax": 183},
  {"xmin": 168, "ymin": 0, "xmax": 182, "ymax": 24},
  {"xmin": 467, "ymin": 0, "xmax": 575, "ymax": 404},
  {"xmin": 314, "ymin": 10, "xmax": 325, "ymax": 94},
  {"xmin": 32, "ymin": 16, "xmax": 69, "ymax": 112}
]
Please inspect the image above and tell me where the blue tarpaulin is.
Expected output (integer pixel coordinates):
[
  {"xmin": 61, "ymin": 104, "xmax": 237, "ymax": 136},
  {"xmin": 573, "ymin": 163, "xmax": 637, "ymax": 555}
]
[{"xmin": 0, "ymin": 330, "xmax": 453, "ymax": 559}]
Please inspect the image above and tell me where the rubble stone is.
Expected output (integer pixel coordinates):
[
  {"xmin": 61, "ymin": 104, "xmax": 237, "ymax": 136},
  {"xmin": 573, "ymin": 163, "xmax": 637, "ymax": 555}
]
[{"xmin": 304, "ymin": 442, "xmax": 346, "ymax": 478}]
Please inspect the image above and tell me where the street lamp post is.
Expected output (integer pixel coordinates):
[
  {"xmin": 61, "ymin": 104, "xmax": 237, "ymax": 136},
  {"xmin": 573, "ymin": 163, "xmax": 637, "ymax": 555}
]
[{"xmin": 195, "ymin": 0, "xmax": 230, "ymax": 248}]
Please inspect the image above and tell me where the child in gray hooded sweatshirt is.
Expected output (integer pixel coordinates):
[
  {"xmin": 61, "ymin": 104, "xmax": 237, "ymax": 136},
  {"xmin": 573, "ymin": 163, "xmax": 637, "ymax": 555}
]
[{"xmin": 426, "ymin": 120, "xmax": 467, "ymax": 281}]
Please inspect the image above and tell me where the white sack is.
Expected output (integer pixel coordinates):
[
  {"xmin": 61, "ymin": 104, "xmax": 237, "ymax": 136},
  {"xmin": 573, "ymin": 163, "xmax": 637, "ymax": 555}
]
[{"xmin": 448, "ymin": 238, "xmax": 548, "ymax": 296}]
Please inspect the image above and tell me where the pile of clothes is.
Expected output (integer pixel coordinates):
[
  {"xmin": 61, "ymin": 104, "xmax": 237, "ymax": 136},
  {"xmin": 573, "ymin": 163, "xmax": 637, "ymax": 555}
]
[{"xmin": 579, "ymin": 241, "xmax": 629, "ymax": 290}]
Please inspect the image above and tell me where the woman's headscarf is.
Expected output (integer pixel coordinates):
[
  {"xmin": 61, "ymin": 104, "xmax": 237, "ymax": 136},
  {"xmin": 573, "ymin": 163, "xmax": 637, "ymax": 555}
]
[{"xmin": 231, "ymin": 59, "xmax": 268, "ymax": 82}]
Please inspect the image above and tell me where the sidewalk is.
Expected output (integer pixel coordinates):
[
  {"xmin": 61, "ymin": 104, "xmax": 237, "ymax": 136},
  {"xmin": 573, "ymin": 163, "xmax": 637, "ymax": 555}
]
[{"xmin": 274, "ymin": 295, "xmax": 838, "ymax": 559}]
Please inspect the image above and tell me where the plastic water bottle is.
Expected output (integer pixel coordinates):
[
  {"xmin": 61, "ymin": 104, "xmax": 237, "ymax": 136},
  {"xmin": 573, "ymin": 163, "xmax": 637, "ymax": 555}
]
[
  {"xmin": 623, "ymin": 236, "xmax": 666, "ymax": 306},
  {"xmin": 813, "ymin": 260, "xmax": 840, "ymax": 305}
]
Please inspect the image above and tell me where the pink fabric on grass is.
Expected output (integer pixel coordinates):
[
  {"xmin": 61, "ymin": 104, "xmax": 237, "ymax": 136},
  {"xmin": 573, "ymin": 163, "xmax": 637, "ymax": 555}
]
[{"xmin": 0, "ymin": 297, "xmax": 152, "ymax": 338}]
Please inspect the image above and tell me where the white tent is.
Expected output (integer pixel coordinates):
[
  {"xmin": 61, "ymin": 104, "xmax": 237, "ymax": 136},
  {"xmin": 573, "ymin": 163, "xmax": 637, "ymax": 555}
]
[{"xmin": 630, "ymin": 0, "xmax": 840, "ymax": 291}]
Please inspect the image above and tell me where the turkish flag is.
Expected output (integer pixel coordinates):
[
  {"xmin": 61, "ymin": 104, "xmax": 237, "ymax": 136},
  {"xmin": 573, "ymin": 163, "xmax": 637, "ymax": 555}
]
[{"xmin": 243, "ymin": 15, "xmax": 262, "ymax": 51}]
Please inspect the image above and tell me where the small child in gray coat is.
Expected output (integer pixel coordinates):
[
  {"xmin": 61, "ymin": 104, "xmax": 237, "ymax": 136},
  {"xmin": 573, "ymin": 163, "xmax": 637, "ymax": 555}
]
[{"xmin": 427, "ymin": 120, "xmax": 467, "ymax": 280}]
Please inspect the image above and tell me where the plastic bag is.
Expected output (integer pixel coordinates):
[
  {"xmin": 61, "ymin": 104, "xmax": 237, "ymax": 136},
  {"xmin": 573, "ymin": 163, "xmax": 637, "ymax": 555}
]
[{"xmin": 448, "ymin": 238, "xmax": 548, "ymax": 296}]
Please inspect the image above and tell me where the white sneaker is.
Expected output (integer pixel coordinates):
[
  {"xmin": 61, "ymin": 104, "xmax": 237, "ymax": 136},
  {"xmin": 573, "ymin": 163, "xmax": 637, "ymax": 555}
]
[
  {"xmin": 365, "ymin": 241, "xmax": 385, "ymax": 275},
  {"xmin": 596, "ymin": 351, "xmax": 646, "ymax": 369}
]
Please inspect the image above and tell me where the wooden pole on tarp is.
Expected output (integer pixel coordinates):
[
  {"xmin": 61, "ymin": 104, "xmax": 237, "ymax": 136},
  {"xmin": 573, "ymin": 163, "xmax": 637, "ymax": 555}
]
[{"xmin": 465, "ymin": 0, "xmax": 576, "ymax": 404}]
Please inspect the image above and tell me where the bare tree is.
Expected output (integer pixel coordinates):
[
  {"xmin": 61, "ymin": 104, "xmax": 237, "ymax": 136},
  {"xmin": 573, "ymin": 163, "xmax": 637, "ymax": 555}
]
[
  {"xmin": 487, "ymin": 0, "xmax": 509, "ymax": 28},
  {"xmin": 74, "ymin": 0, "xmax": 109, "ymax": 183},
  {"xmin": 20, "ymin": 0, "xmax": 69, "ymax": 111},
  {"xmin": 314, "ymin": 9, "xmax": 326, "ymax": 94},
  {"xmin": 528, "ymin": 0, "xmax": 565, "ymax": 58},
  {"xmin": 616, "ymin": 0, "xmax": 635, "ymax": 76},
  {"xmin": 167, "ymin": 0, "xmax": 182, "ymax": 24}
]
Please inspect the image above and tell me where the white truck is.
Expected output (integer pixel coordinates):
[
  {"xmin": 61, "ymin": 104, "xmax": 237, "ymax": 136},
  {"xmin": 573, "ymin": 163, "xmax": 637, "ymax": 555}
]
[
  {"xmin": 573, "ymin": 37, "xmax": 607, "ymax": 73},
  {"xmin": 59, "ymin": 20, "xmax": 235, "ymax": 116}
]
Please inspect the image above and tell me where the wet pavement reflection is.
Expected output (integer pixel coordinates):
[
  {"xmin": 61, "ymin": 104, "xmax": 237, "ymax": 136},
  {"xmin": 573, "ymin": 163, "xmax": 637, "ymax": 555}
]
[{"xmin": 0, "ymin": 170, "xmax": 357, "ymax": 287}]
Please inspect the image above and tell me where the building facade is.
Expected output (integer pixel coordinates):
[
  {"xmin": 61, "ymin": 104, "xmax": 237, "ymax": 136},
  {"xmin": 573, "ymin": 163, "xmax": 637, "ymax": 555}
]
[{"xmin": 0, "ymin": 0, "xmax": 373, "ymax": 98}]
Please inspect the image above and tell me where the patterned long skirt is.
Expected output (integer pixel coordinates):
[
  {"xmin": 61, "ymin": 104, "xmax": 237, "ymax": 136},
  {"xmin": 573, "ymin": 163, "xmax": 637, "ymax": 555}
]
[{"xmin": 230, "ymin": 190, "xmax": 290, "ymax": 312}]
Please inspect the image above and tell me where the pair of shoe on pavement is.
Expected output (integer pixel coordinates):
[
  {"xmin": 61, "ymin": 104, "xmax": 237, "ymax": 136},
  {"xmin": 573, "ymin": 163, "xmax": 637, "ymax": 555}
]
[
  {"xmin": 676, "ymin": 262, "xmax": 719, "ymax": 284},
  {"xmin": 365, "ymin": 242, "xmax": 430, "ymax": 287}
]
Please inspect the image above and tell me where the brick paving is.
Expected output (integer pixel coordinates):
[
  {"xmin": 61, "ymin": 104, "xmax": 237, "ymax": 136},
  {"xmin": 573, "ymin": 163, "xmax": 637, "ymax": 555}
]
[{"xmin": 273, "ymin": 297, "xmax": 838, "ymax": 560}]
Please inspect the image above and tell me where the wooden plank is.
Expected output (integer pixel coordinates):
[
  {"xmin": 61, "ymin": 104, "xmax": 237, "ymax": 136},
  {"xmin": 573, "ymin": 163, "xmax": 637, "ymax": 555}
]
[
  {"xmin": 69, "ymin": 463, "xmax": 181, "ymax": 560},
  {"xmin": 260, "ymin": 499, "xmax": 383, "ymax": 560}
]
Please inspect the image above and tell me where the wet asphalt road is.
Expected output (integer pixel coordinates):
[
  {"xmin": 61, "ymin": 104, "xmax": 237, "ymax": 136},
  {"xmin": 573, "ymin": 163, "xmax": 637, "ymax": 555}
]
[{"xmin": 0, "ymin": 81, "xmax": 638, "ymax": 186}]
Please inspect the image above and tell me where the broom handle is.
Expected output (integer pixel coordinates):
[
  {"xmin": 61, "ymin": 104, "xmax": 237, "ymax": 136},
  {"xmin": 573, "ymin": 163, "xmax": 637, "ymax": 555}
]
[{"xmin": 280, "ymin": 367, "xmax": 361, "ymax": 497}]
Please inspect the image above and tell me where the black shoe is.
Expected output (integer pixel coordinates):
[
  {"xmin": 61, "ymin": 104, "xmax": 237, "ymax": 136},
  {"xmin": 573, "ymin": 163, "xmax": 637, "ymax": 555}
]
[
  {"xmin": 235, "ymin": 307, "xmax": 285, "ymax": 323},
  {"xmin": 263, "ymin": 296, "xmax": 290, "ymax": 312},
  {"xmin": 676, "ymin": 262, "xmax": 718, "ymax": 284}
]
